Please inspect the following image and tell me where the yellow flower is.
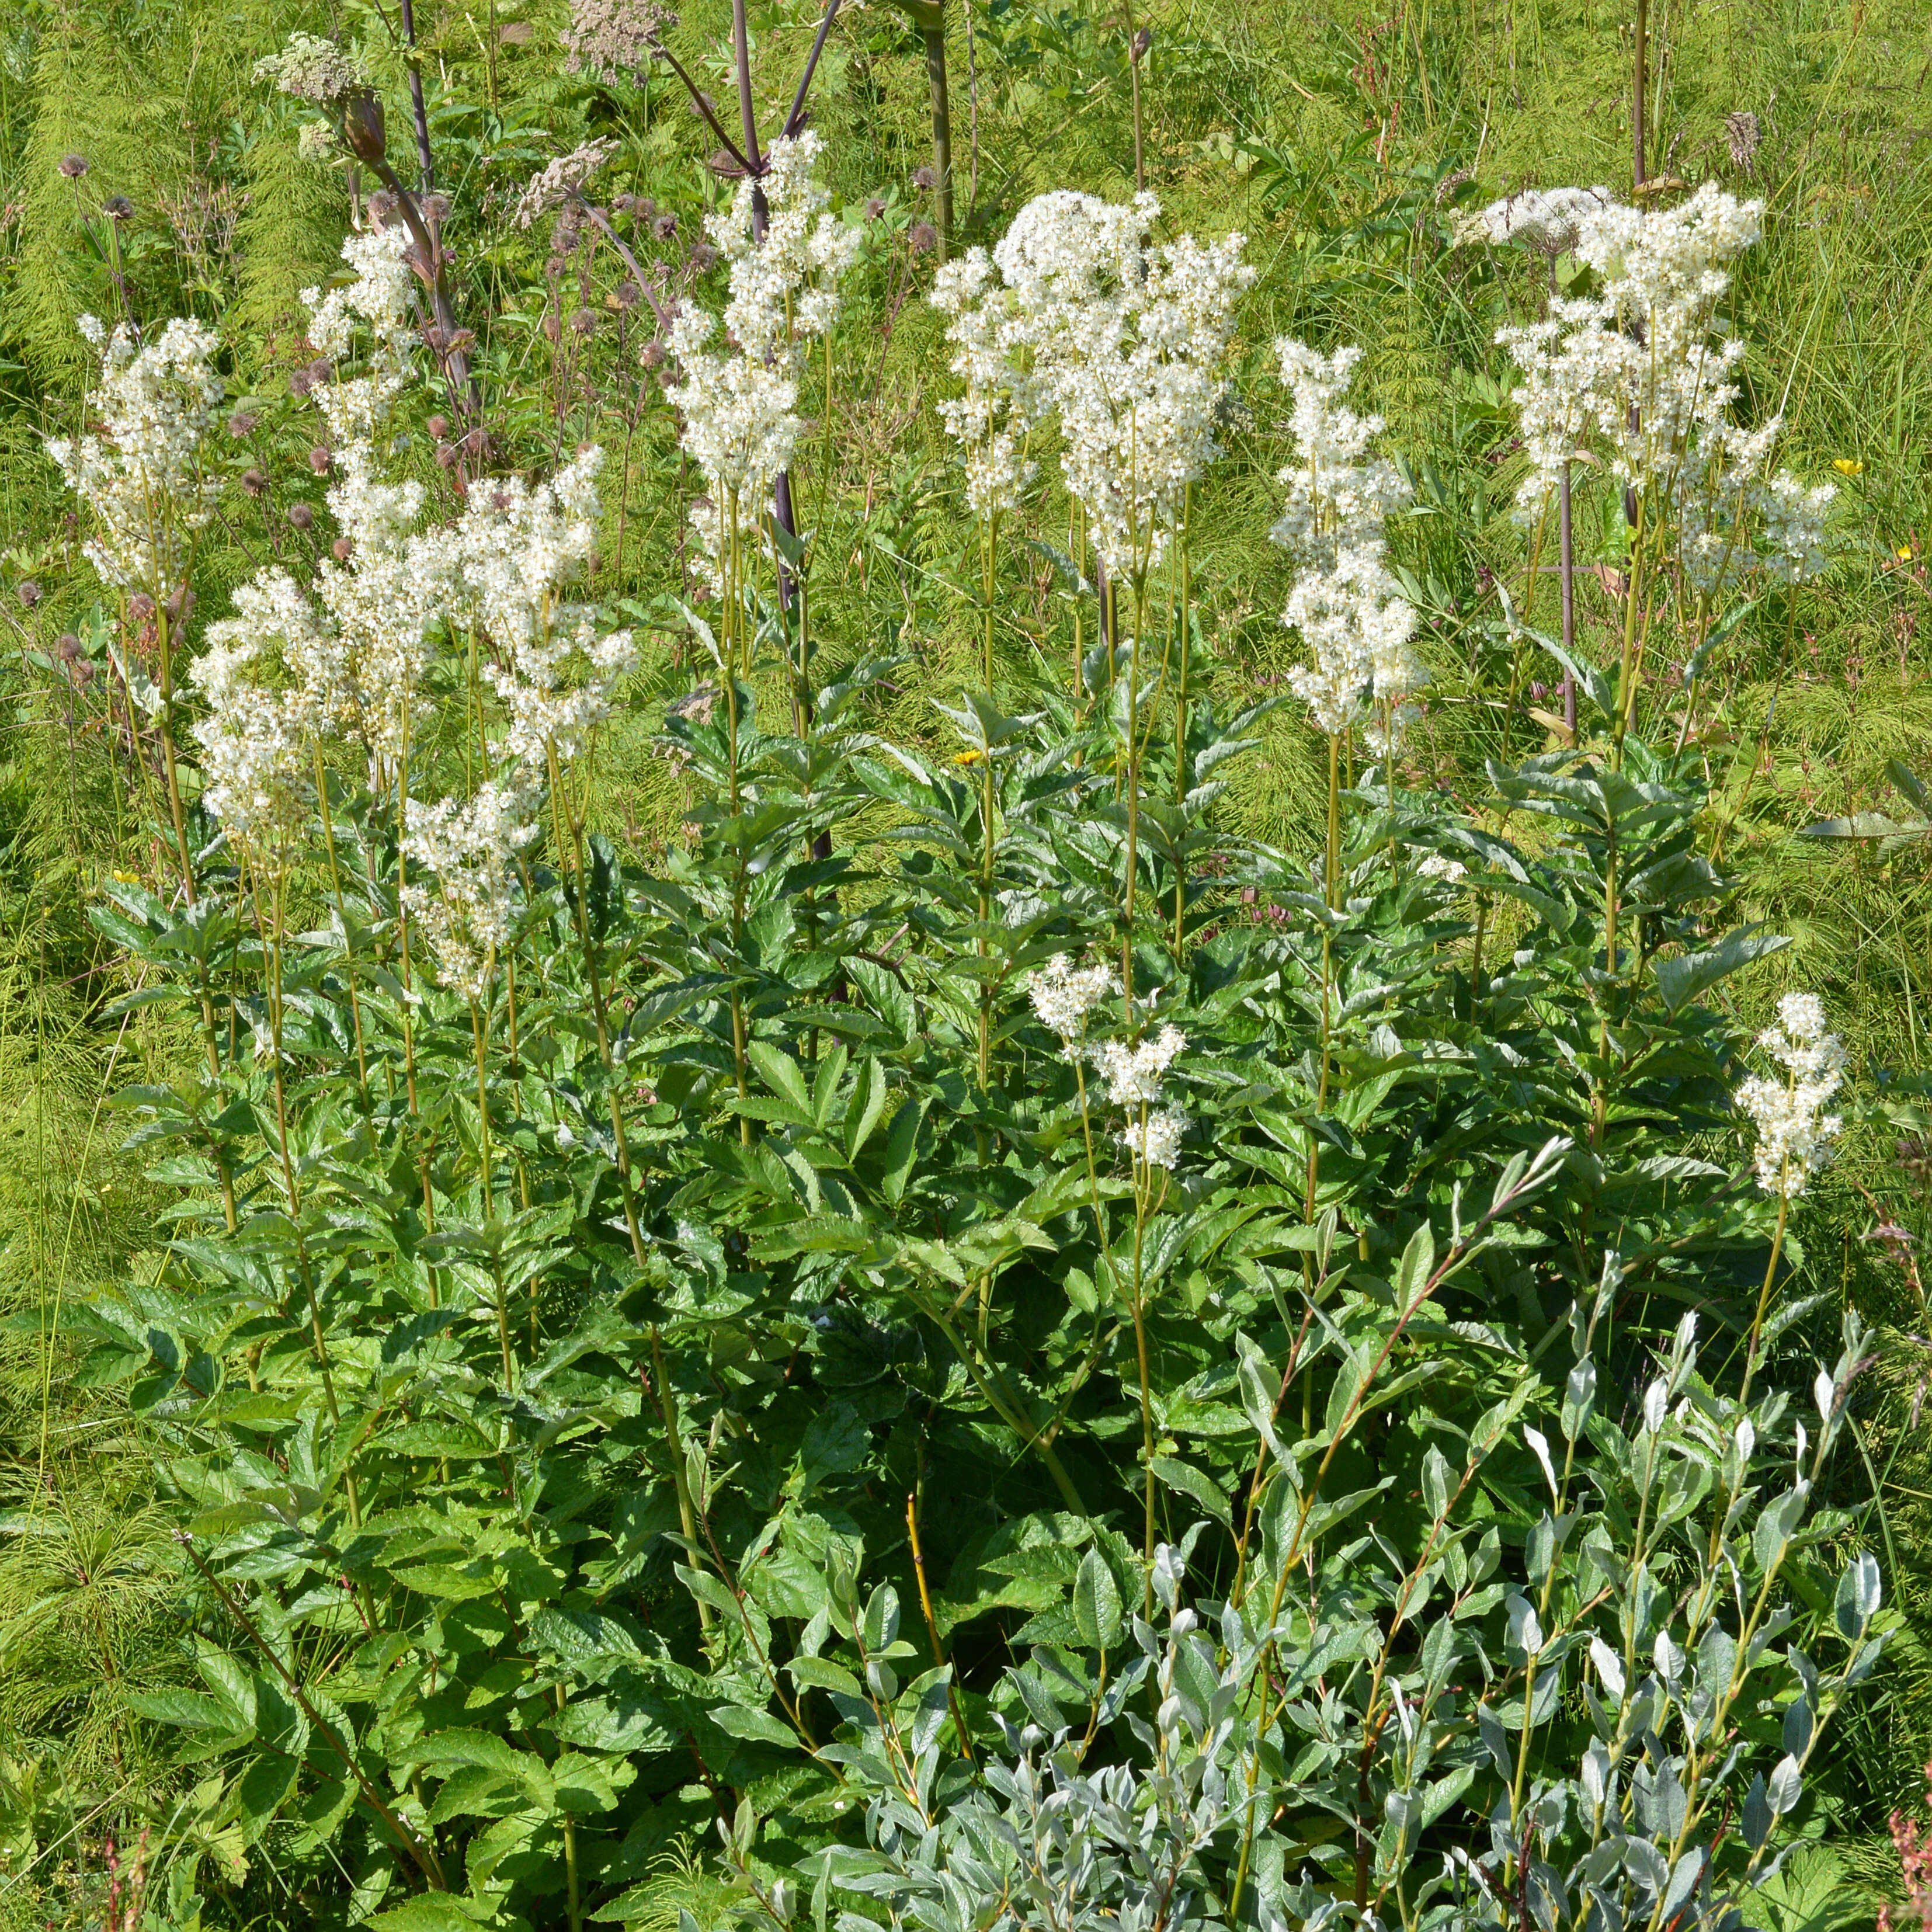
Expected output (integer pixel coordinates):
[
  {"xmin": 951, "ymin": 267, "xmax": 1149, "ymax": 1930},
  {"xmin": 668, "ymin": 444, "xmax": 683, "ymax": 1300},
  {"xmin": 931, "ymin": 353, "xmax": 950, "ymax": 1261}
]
[
  {"xmin": 1900, "ymin": 545, "xmax": 1915, "ymax": 561},
  {"xmin": 110, "ymin": 870, "xmax": 143, "ymax": 885},
  {"xmin": 953, "ymin": 748, "xmax": 984, "ymax": 765},
  {"xmin": 1832, "ymin": 458, "xmax": 1865, "ymax": 477}
]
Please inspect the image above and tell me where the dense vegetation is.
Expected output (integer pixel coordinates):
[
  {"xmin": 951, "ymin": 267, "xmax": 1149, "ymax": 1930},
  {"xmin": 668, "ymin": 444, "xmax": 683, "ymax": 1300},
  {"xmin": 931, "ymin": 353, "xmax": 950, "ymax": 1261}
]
[{"xmin": 0, "ymin": 1, "xmax": 1928, "ymax": 1929}]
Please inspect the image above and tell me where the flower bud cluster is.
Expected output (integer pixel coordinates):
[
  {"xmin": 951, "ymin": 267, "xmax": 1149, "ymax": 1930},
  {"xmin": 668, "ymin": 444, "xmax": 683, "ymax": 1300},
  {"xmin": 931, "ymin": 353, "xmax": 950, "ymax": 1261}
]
[{"xmin": 1734, "ymin": 991, "xmax": 1847, "ymax": 1199}]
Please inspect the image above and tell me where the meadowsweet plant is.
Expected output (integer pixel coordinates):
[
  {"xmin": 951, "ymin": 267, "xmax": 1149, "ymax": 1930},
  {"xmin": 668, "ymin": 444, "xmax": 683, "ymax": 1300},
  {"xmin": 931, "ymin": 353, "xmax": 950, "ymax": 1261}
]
[
  {"xmin": 16, "ymin": 59, "xmax": 1897, "ymax": 1932},
  {"xmin": 1493, "ymin": 184, "xmax": 1838, "ymax": 752},
  {"xmin": 47, "ymin": 314, "xmax": 225, "ymax": 884}
]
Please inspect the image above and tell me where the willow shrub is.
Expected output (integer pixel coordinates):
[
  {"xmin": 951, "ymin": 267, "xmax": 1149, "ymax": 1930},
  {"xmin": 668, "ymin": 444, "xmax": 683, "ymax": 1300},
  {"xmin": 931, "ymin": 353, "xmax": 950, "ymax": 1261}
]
[{"xmin": 69, "ymin": 590, "xmax": 1885, "ymax": 1932}]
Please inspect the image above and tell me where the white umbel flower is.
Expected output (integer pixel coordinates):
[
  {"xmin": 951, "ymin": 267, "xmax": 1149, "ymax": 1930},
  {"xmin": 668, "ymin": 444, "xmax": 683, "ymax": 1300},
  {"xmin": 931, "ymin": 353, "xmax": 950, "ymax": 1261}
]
[
  {"xmin": 47, "ymin": 315, "xmax": 224, "ymax": 591},
  {"xmin": 401, "ymin": 779, "xmax": 539, "ymax": 1003},
  {"xmin": 1027, "ymin": 953, "xmax": 1120, "ymax": 1045},
  {"xmin": 1466, "ymin": 185, "xmax": 1613, "ymax": 257},
  {"xmin": 1734, "ymin": 992, "xmax": 1847, "ymax": 1199}
]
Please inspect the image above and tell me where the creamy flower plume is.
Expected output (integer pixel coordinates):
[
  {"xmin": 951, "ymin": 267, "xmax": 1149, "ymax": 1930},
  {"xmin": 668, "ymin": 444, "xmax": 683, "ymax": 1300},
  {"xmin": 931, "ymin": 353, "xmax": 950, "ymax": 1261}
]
[
  {"xmin": 301, "ymin": 226, "xmax": 419, "ymax": 442},
  {"xmin": 1756, "ymin": 471, "xmax": 1836, "ymax": 586},
  {"xmin": 436, "ymin": 446, "xmax": 637, "ymax": 764},
  {"xmin": 1497, "ymin": 185, "xmax": 1835, "ymax": 599},
  {"xmin": 1735, "ymin": 992, "xmax": 1847, "ymax": 1199},
  {"xmin": 1414, "ymin": 851, "xmax": 1468, "ymax": 884},
  {"xmin": 1271, "ymin": 341, "xmax": 1425, "ymax": 749},
  {"xmin": 985, "ymin": 190, "xmax": 1254, "ymax": 580},
  {"xmin": 1095, "ymin": 1024, "xmax": 1187, "ymax": 1107},
  {"xmin": 931, "ymin": 250, "xmax": 1034, "ymax": 517},
  {"xmin": 1091, "ymin": 1023, "xmax": 1189, "ymax": 1173},
  {"xmin": 704, "ymin": 131, "xmax": 859, "ymax": 358},
  {"xmin": 1028, "ymin": 953, "xmax": 1120, "ymax": 1046},
  {"xmin": 1270, "ymin": 341, "xmax": 1411, "ymax": 569},
  {"xmin": 190, "ymin": 585, "xmax": 317, "ymax": 849},
  {"xmin": 47, "ymin": 316, "xmax": 224, "ymax": 591},
  {"xmin": 402, "ymin": 780, "xmax": 539, "ymax": 1003},
  {"xmin": 667, "ymin": 133, "xmax": 857, "ymax": 595},
  {"xmin": 1120, "ymin": 1104, "xmax": 1186, "ymax": 1172}
]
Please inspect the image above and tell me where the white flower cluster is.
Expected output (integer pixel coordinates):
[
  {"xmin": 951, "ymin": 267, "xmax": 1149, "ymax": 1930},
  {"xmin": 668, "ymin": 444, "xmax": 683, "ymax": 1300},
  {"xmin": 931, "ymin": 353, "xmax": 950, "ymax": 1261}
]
[
  {"xmin": 1027, "ymin": 953, "xmax": 1119, "ymax": 1049},
  {"xmin": 666, "ymin": 132, "xmax": 859, "ymax": 594},
  {"xmin": 196, "ymin": 421, "xmax": 626, "ymax": 826},
  {"xmin": 1026, "ymin": 958, "xmax": 1188, "ymax": 1170},
  {"xmin": 1465, "ymin": 185, "xmax": 1613, "ymax": 258},
  {"xmin": 1270, "ymin": 342, "xmax": 1425, "ymax": 750},
  {"xmin": 301, "ymin": 226, "xmax": 420, "ymax": 443},
  {"xmin": 930, "ymin": 251, "xmax": 1034, "ymax": 519},
  {"xmin": 1095, "ymin": 1023, "xmax": 1186, "ymax": 1104},
  {"xmin": 708, "ymin": 133, "xmax": 858, "ymax": 356},
  {"xmin": 47, "ymin": 316, "xmax": 224, "ymax": 592},
  {"xmin": 1734, "ymin": 991, "xmax": 1847, "ymax": 1200},
  {"xmin": 1414, "ymin": 851, "xmax": 1468, "ymax": 883},
  {"xmin": 1095, "ymin": 1024, "xmax": 1188, "ymax": 1172},
  {"xmin": 439, "ymin": 446, "xmax": 638, "ymax": 765},
  {"xmin": 401, "ymin": 779, "xmax": 539, "ymax": 1003},
  {"xmin": 1270, "ymin": 341, "xmax": 1411, "ymax": 569},
  {"xmin": 1495, "ymin": 183, "xmax": 1834, "ymax": 593},
  {"xmin": 190, "ymin": 577, "xmax": 319, "ymax": 849},
  {"xmin": 312, "ymin": 447, "xmax": 443, "ymax": 768},
  {"xmin": 1756, "ymin": 470, "xmax": 1838, "ymax": 587},
  {"xmin": 964, "ymin": 190, "xmax": 1253, "ymax": 581}
]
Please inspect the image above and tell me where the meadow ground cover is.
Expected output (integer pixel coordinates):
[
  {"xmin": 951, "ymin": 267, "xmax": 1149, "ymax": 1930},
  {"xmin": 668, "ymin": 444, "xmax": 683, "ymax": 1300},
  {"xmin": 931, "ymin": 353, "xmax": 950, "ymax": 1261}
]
[{"xmin": 0, "ymin": 1, "xmax": 1930, "ymax": 1928}]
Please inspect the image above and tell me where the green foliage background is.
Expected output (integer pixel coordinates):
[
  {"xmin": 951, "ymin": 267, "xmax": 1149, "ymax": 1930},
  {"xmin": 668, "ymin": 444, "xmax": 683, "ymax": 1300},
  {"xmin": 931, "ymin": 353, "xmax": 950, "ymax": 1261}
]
[{"xmin": 0, "ymin": 0, "xmax": 1928, "ymax": 1923}]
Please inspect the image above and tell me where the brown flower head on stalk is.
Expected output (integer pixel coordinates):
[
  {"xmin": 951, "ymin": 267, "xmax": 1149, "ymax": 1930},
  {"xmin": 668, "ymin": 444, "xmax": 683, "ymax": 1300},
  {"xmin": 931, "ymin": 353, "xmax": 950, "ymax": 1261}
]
[
  {"xmin": 515, "ymin": 139, "xmax": 618, "ymax": 230},
  {"xmin": 1726, "ymin": 110, "xmax": 1762, "ymax": 174},
  {"xmin": 561, "ymin": 0, "xmax": 678, "ymax": 85}
]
